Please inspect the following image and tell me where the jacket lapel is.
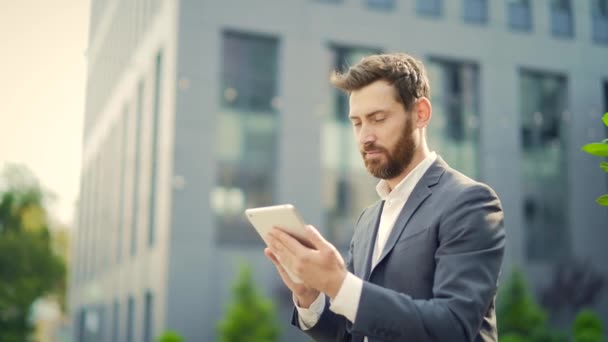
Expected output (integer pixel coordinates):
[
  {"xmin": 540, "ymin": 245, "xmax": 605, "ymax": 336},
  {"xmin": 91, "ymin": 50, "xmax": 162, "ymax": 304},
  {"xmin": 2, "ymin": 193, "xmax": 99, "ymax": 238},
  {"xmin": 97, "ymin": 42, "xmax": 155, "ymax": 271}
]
[
  {"xmin": 369, "ymin": 157, "xmax": 447, "ymax": 276},
  {"xmin": 359, "ymin": 201, "xmax": 384, "ymax": 281}
]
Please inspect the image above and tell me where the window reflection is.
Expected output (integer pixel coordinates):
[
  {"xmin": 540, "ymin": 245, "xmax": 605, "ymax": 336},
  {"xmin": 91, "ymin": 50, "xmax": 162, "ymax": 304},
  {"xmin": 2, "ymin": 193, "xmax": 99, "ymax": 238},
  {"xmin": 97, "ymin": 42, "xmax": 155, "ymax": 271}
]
[
  {"xmin": 427, "ymin": 58, "xmax": 480, "ymax": 180},
  {"xmin": 520, "ymin": 70, "xmax": 569, "ymax": 261},
  {"xmin": 215, "ymin": 32, "xmax": 279, "ymax": 244}
]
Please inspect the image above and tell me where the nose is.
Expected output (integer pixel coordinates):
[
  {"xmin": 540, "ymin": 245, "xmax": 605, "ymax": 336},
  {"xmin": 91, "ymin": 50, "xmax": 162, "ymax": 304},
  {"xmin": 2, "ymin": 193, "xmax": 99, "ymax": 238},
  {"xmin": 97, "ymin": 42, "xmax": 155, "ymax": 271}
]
[{"xmin": 358, "ymin": 124, "xmax": 376, "ymax": 146}]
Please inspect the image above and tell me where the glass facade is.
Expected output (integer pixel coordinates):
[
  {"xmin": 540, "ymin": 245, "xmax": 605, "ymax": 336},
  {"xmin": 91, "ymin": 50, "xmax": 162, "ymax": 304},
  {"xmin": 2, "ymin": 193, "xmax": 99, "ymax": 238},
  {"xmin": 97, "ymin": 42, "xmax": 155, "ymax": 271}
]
[
  {"xmin": 520, "ymin": 70, "xmax": 569, "ymax": 261},
  {"xmin": 426, "ymin": 58, "xmax": 481, "ymax": 180},
  {"xmin": 214, "ymin": 31, "xmax": 280, "ymax": 243}
]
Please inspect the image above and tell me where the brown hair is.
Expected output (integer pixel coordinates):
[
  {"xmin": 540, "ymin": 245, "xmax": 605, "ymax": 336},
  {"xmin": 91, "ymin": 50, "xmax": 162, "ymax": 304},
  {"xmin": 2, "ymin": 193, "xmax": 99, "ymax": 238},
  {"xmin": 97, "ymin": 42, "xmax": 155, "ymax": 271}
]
[{"xmin": 330, "ymin": 53, "xmax": 431, "ymax": 112}]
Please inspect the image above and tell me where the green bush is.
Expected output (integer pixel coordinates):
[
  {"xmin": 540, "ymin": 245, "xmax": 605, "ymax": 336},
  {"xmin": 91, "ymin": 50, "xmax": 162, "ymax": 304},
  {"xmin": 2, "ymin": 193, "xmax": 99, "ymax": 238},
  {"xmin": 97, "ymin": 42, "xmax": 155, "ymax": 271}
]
[
  {"xmin": 573, "ymin": 310, "xmax": 603, "ymax": 342},
  {"xmin": 157, "ymin": 330, "xmax": 184, "ymax": 342},
  {"xmin": 497, "ymin": 269, "xmax": 566, "ymax": 342},
  {"xmin": 500, "ymin": 333, "xmax": 526, "ymax": 342},
  {"xmin": 217, "ymin": 264, "xmax": 279, "ymax": 342}
]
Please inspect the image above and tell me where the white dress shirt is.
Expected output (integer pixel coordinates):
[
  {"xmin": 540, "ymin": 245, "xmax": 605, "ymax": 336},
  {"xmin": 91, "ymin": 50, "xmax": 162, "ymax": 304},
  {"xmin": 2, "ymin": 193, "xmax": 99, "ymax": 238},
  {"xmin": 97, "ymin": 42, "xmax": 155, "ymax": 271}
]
[{"xmin": 295, "ymin": 152, "xmax": 437, "ymax": 335}]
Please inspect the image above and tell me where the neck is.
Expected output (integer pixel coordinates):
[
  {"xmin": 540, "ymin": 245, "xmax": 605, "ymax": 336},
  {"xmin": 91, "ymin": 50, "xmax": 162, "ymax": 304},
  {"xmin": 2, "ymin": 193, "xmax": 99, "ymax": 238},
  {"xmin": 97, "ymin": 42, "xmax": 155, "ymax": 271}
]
[{"xmin": 385, "ymin": 143, "xmax": 430, "ymax": 191}]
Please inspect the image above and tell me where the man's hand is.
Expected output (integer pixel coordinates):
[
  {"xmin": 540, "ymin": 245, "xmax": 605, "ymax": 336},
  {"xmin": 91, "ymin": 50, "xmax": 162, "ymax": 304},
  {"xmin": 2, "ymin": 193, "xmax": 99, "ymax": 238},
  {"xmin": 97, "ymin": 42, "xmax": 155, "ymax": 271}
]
[
  {"xmin": 264, "ymin": 248, "xmax": 320, "ymax": 308},
  {"xmin": 266, "ymin": 225, "xmax": 347, "ymax": 300}
]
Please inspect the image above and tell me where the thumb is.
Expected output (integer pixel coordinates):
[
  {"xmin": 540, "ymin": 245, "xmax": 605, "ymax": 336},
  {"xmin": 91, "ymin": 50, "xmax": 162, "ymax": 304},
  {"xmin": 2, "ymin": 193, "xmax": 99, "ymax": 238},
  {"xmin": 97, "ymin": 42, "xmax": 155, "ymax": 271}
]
[{"xmin": 305, "ymin": 225, "xmax": 328, "ymax": 250}]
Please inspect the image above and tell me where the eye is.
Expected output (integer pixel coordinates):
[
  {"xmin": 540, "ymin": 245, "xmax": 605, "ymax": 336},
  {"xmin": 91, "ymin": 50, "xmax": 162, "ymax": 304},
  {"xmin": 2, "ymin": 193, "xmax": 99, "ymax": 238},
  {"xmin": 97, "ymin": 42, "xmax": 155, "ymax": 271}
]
[
  {"xmin": 373, "ymin": 115, "xmax": 386, "ymax": 123},
  {"xmin": 352, "ymin": 121, "xmax": 362, "ymax": 127}
]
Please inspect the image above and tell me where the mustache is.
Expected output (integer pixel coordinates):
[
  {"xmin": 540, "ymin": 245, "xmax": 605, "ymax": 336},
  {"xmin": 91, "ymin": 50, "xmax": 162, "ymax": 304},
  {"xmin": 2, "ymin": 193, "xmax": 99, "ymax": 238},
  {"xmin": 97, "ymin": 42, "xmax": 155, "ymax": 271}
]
[{"xmin": 362, "ymin": 143, "xmax": 387, "ymax": 153}]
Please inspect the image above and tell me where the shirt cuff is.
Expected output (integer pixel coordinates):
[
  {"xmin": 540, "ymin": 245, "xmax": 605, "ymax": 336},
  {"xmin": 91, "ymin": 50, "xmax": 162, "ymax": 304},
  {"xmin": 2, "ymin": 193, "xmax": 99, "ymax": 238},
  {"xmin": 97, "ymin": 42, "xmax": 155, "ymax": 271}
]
[
  {"xmin": 293, "ymin": 293, "xmax": 325, "ymax": 330},
  {"xmin": 329, "ymin": 272, "xmax": 363, "ymax": 323}
]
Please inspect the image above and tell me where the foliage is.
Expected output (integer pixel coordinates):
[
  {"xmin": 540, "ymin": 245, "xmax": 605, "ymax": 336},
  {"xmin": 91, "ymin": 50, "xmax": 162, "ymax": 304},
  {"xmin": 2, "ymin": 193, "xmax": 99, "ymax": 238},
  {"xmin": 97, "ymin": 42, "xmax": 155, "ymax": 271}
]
[
  {"xmin": 497, "ymin": 269, "xmax": 567, "ymax": 342},
  {"xmin": 581, "ymin": 112, "xmax": 608, "ymax": 206},
  {"xmin": 217, "ymin": 264, "xmax": 279, "ymax": 342},
  {"xmin": 573, "ymin": 310, "xmax": 604, "ymax": 342},
  {"xmin": 157, "ymin": 330, "xmax": 185, "ymax": 342},
  {"xmin": 0, "ymin": 164, "xmax": 66, "ymax": 341}
]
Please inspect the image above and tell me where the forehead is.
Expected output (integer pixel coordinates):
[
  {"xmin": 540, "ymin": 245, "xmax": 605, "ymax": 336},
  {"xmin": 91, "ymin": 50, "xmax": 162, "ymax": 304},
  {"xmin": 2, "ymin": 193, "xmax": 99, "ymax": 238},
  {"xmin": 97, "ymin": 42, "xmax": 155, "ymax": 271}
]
[{"xmin": 348, "ymin": 80, "xmax": 400, "ymax": 118}]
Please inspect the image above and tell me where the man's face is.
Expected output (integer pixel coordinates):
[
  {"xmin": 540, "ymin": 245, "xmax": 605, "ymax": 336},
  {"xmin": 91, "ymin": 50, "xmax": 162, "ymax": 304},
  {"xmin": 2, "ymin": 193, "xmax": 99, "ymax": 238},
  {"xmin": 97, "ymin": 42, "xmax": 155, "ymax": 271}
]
[{"xmin": 348, "ymin": 80, "xmax": 416, "ymax": 180}]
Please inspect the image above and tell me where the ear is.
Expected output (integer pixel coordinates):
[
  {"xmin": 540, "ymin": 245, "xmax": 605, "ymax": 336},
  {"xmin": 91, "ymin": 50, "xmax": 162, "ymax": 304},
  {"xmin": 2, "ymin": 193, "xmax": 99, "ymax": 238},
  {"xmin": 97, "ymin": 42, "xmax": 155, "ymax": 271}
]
[{"xmin": 413, "ymin": 97, "xmax": 432, "ymax": 129}]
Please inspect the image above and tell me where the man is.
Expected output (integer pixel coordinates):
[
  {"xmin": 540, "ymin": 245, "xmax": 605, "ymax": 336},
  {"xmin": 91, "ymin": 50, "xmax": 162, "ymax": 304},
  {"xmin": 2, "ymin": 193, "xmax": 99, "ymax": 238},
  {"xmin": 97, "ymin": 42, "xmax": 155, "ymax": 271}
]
[{"xmin": 264, "ymin": 53, "xmax": 505, "ymax": 342}]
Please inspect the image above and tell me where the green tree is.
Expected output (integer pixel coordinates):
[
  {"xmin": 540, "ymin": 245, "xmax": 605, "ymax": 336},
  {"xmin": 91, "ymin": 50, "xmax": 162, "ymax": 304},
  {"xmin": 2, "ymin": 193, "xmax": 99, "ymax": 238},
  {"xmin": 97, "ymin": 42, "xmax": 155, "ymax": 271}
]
[
  {"xmin": 157, "ymin": 330, "xmax": 185, "ymax": 342},
  {"xmin": 497, "ymin": 269, "xmax": 566, "ymax": 342},
  {"xmin": 217, "ymin": 264, "xmax": 279, "ymax": 342},
  {"xmin": 0, "ymin": 164, "xmax": 66, "ymax": 341},
  {"xmin": 581, "ymin": 112, "xmax": 608, "ymax": 206},
  {"xmin": 573, "ymin": 309, "xmax": 604, "ymax": 342}
]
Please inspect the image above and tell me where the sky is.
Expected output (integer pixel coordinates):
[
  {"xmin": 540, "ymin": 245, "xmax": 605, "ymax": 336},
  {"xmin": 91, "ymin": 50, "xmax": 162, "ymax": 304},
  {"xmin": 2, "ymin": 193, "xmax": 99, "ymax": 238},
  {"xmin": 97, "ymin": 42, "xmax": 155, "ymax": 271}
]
[{"xmin": 0, "ymin": 1, "xmax": 90, "ymax": 225}]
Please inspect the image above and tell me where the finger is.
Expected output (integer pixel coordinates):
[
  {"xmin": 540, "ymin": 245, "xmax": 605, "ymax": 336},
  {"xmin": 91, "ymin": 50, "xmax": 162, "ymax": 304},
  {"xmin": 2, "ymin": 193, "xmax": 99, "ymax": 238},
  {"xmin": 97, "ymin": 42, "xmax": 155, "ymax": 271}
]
[
  {"xmin": 266, "ymin": 234, "xmax": 299, "ymax": 273},
  {"xmin": 265, "ymin": 248, "xmax": 297, "ymax": 287},
  {"xmin": 304, "ymin": 225, "xmax": 330, "ymax": 250},
  {"xmin": 266, "ymin": 231, "xmax": 291, "ymax": 257},
  {"xmin": 270, "ymin": 227, "xmax": 309, "ymax": 256},
  {"xmin": 264, "ymin": 248, "xmax": 280, "ymax": 264}
]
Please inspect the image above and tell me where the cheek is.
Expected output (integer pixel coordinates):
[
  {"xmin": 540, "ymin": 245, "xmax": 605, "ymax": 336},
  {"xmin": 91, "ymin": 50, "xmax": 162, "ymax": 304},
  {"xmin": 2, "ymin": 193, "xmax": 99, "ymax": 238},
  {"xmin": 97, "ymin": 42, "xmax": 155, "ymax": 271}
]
[{"xmin": 381, "ymin": 125, "xmax": 403, "ymax": 147}]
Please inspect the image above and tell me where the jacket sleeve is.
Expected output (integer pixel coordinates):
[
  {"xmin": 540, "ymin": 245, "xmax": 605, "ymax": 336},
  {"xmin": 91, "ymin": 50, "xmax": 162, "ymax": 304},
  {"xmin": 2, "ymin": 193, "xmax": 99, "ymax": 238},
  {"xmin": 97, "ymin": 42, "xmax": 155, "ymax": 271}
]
[{"xmin": 350, "ymin": 184, "xmax": 505, "ymax": 341}]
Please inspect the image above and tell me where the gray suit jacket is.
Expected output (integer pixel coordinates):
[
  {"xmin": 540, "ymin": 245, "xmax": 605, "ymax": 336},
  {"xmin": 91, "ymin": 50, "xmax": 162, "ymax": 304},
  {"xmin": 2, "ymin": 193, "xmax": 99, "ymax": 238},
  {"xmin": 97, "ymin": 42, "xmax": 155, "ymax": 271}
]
[{"xmin": 292, "ymin": 157, "xmax": 506, "ymax": 342}]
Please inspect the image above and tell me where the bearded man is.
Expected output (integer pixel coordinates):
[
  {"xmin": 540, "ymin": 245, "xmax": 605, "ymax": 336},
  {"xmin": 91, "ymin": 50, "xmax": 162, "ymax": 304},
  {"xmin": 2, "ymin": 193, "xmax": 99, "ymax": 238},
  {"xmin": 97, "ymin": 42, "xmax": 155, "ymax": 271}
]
[{"xmin": 265, "ymin": 53, "xmax": 506, "ymax": 342}]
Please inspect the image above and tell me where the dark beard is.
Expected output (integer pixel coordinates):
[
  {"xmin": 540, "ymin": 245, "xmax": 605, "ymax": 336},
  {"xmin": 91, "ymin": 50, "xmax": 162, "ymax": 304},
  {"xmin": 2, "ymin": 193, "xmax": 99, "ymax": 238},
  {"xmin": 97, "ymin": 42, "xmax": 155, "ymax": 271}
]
[{"xmin": 361, "ymin": 117, "xmax": 416, "ymax": 179}]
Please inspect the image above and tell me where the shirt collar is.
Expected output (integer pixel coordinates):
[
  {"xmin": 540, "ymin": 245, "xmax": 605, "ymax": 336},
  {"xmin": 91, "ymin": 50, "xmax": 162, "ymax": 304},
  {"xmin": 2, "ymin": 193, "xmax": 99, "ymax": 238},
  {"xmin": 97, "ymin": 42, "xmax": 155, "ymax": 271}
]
[{"xmin": 375, "ymin": 151, "xmax": 437, "ymax": 200}]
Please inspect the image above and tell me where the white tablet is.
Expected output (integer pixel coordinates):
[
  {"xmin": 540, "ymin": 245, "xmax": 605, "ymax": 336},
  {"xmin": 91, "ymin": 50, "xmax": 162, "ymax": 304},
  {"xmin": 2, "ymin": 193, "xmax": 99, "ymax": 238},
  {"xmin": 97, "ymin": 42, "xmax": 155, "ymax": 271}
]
[
  {"xmin": 245, "ymin": 204, "xmax": 312, "ymax": 247},
  {"xmin": 245, "ymin": 204, "xmax": 312, "ymax": 283}
]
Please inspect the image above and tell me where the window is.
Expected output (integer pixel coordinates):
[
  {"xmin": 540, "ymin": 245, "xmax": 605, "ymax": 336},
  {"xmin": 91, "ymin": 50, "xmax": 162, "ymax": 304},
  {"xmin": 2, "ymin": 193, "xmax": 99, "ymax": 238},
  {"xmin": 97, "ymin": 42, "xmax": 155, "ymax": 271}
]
[
  {"xmin": 148, "ymin": 51, "xmax": 163, "ymax": 247},
  {"xmin": 117, "ymin": 105, "xmax": 128, "ymax": 263},
  {"xmin": 143, "ymin": 291, "xmax": 154, "ymax": 342},
  {"xmin": 592, "ymin": 0, "xmax": 608, "ymax": 44},
  {"xmin": 426, "ymin": 58, "xmax": 481, "ymax": 180},
  {"xmin": 507, "ymin": 0, "xmax": 532, "ymax": 32},
  {"xmin": 214, "ymin": 31, "xmax": 280, "ymax": 244},
  {"xmin": 126, "ymin": 296, "xmax": 135, "ymax": 342},
  {"xmin": 131, "ymin": 81, "xmax": 144, "ymax": 257},
  {"xmin": 112, "ymin": 300, "xmax": 119, "ymax": 342},
  {"xmin": 550, "ymin": 0, "xmax": 574, "ymax": 38},
  {"xmin": 416, "ymin": 0, "xmax": 442, "ymax": 17},
  {"xmin": 463, "ymin": 0, "xmax": 489, "ymax": 24},
  {"xmin": 322, "ymin": 45, "xmax": 381, "ymax": 247},
  {"xmin": 520, "ymin": 70, "xmax": 569, "ymax": 261},
  {"xmin": 366, "ymin": 0, "xmax": 395, "ymax": 10}
]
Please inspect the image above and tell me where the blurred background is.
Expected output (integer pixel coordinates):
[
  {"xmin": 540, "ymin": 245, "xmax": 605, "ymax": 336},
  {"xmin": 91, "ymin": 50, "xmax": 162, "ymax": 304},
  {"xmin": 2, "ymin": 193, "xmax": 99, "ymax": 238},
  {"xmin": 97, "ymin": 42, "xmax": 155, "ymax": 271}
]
[{"xmin": 1, "ymin": 0, "xmax": 608, "ymax": 341}]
